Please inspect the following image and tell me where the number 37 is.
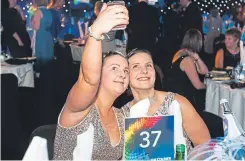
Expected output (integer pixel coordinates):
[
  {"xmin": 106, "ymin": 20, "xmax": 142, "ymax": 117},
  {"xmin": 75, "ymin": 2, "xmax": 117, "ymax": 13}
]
[{"xmin": 139, "ymin": 131, "xmax": 161, "ymax": 148}]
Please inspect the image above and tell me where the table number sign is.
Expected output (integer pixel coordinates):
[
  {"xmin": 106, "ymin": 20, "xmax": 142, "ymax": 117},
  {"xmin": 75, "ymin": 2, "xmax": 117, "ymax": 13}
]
[{"xmin": 124, "ymin": 115, "xmax": 174, "ymax": 160}]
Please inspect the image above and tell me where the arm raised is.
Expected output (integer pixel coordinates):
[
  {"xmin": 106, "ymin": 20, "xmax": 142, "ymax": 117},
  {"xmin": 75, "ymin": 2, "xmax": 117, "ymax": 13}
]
[{"xmin": 60, "ymin": 4, "xmax": 129, "ymax": 127}]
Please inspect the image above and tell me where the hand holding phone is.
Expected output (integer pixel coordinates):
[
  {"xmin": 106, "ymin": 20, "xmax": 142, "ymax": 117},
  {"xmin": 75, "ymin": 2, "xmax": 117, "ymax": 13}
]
[
  {"xmin": 107, "ymin": 1, "xmax": 127, "ymax": 31},
  {"xmin": 91, "ymin": 2, "xmax": 128, "ymax": 36}
]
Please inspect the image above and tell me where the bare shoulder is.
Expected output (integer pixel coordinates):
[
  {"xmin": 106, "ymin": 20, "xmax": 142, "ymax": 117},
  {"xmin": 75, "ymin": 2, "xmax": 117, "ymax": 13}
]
[
  {"xmin": 217, "ymin": 48, "xmax": 224, "ymax": 52},
  {"xmin": 33, "ymin": 9, "xmax": 42, "ymax": 17},
  {"xmin": 182, "ymin": 56, "xmax": 194, "ymax": 64},
  {"xmin": 34, "ymin": 8, "xmax": 41, "ymax": 14},
  {"xmin": 216, "ymin": 48, "xmax": 224, "ymax": 55},
  {"xmin": 155, "ymin": 90, "xmax": 169, "ymax": 100},
  {"xmin": 174, "ymin": 94, "xmax": 195, "ymax": 111}
]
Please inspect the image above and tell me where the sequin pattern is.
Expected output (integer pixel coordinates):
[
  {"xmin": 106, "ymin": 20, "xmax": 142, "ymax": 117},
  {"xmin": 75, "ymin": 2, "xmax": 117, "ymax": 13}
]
[
  {"xmin": 122, "ymin": 92, "xmax": 193, "ymax": 153},
  {"xmin": 53, "ymin": 105, "xmax": 124, "ymax": 160}
]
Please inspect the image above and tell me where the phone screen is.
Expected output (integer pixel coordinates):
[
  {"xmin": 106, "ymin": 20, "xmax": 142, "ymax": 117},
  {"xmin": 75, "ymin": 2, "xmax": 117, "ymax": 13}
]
[{"xmin": 107, "ymin": 1, "xmax": 127, "ymax": 31}]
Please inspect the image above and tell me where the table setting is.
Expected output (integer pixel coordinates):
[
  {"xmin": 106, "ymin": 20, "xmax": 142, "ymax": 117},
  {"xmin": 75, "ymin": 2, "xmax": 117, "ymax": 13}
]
[
  {"xmin": 62, "ymin": 38, "xmax": 86, "ymax": 62},
  {"xmin": 1, "ymin": 55, "xmax": 35, "ymax": 88},
  {"xmin": 205, "ymin": 41, "xmax": 245, "ymax": 131}
]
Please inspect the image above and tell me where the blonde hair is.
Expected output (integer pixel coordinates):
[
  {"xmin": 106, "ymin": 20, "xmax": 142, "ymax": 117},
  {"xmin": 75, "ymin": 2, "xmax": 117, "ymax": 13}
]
[
  {"xmin": 34, "ymin": 0, "xmax": 49, "ymax": 6},
  {"xmin": 94, "ymin": 1, "xmax": 103, "ymax": 12}
]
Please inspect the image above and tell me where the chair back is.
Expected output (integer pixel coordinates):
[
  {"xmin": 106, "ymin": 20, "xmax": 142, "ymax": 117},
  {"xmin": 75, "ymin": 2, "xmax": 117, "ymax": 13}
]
[
  {"xmin": 201, "ymin": 111, "xmax": 224, "ymax": 138},
  {"xmin": 1, "ymin": 74, "xmax": 25, "ymax": 159},
  {"xmin": 64, "ymin": 34, "xmax": 75, "ymax": 41},
  {"xmin": 30, "ymin": 124, "xmax": 57, "ymax": 160},
  {"xmin": 213, "ymin": 34, "xmax": 225, "ymax": 54}
]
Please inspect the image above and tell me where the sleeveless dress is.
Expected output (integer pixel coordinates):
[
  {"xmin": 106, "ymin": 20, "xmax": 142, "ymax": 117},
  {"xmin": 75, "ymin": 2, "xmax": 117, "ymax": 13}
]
[
  {"xmin": 162, "ymin": 56, "xmax": 198, "ymax": 111},
  {"xmin": 222, "ymin": 47, "xmax": 240, "ymax": 68},
  {"xmin": 53, "ymin": 105, "xmax": 125, "ymax": 160},
  {"xmin": 34, "ymin": 7, "xmax": 54, "ymax": 71},
  {"xmin": 121, "ymin": 92, "xmax": 193, "ymax": 154}
]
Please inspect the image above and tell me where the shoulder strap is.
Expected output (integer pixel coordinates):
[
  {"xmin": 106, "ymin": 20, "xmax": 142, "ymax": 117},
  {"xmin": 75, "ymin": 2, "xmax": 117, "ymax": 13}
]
[
  {"xmin": 163, "ymin": 92, "xmax": 176, "ymax": 110},
  {"xmin": 121, "ymin": 103, "xmax": 130, "ymax": 117}
]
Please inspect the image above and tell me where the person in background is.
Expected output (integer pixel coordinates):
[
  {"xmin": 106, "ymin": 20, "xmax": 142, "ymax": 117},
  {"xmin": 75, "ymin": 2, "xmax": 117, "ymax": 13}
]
[
  {"xmin": 126, "ymin": 0, "xmax": 159, "ymax": 55},
  {"xmin": 123, "ymin": 49, "xmax": 210, "ymax": 154},
  {"xmin": 215, "ymin": 28, "xmax": 241, "ymax": 68},
  {"xmin": 204, "ymin": 8, "xmax": 222, "ymax": 55},
  {"xmin": 32, "ymin": 0, "xmax": 53, "ymax": 72},
  {"xmin": 87, "ymin": 1, "xmax": 117, "ymax": 53},
  {"xmin": 48, "ymin": 0, "xmax": 64, "ymax": 42},
  {"xmin": 1, "ymin": 0, "xmax": 32, "ymax": 57},
  {"xmin": 53, "ymin": 3, "xmax": 129, "ymax": 160},
  {"xmin": 8, "ymin": 0, "xmax": 26, "ymax": 22},
  {"xmin": 178, "ymin": 0, "xmax": 203, "ymax": 40},
  {"xmin": 163, "ymin": 29, "xmax": 209, "ymax": 114}
]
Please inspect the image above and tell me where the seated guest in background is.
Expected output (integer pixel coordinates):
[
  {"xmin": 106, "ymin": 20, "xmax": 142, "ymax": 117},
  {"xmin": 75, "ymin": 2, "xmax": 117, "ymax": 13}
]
[
  {"xmin": 32, "ymin": 0, "xmax": 53, "ymax": 72},
  {"xmin": 123, "ymin": 49, "xmax": 210, "ymax": 154},
  {"xmin": 215, "ymin": 28, "xmax": 241, "ymax": 68},
  {"xmin": 53, "ymin": 4, "xmax": 129, "ymax": 160},
  {"xmin": 163, "ymin": 29, "xmax": 209, "ymax": 114},
  {"xmin": 1, "ymin": 0, "xmax": 32, "ymax": 57}
]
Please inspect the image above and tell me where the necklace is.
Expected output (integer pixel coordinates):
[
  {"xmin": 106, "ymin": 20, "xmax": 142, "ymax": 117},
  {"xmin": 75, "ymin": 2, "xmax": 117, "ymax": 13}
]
[{"xmin": 149, "ymin": 92, "xmax": 156, "ymax": 103}]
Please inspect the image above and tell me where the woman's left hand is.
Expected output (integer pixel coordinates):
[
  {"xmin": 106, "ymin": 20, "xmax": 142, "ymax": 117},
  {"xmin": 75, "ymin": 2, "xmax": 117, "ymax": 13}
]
[{"xmin": 192, "ymin": 53, "xmax": 200, "ymax": 61}]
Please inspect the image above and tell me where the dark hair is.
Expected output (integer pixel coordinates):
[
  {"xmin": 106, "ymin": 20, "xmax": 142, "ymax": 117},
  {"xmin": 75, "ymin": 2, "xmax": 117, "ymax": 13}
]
[
  {"xmin": 210, "ymin": 8, "xmax": 219, "ymax": 18},
  {"xmin": 127, "ymin": 48, "xmax": 153, "ymax": 60},
  {"xmin": 102, "ymin": 51, "xmax": 127, "ymax": 64},
  {"xmin": 181, "ymin": 29, "xmax": 203, "ymax": 53},
  {"xmin": 226, "ymin": 28, "xmax": 241, "ymax": 42}
]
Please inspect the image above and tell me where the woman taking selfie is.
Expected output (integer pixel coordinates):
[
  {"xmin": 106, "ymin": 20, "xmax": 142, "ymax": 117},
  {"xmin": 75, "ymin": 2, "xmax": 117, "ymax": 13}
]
[{"xmin": 53, "ymin": 3, "xmax": 129, "ymax": 160}]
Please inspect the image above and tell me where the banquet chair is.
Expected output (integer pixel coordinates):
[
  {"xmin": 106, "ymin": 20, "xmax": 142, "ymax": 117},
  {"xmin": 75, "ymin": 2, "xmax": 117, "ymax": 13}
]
[
  {"xmin": 213, "ymin": 34, "xmax": 225, "ymax": 54},
  {"xmin": 201, "ymin": 111, "xmax": 224, "ymax": 138},
  {"xmin": 30, "ymin": 124, "xmax": 57, "ymax": 160},
  {"xmin": 64, "ymin": 34, "xmax": 75, "ymax": 41},
  {"xmin": 1, "ymin": 74, "xmax": 26, "ymax": 160}
]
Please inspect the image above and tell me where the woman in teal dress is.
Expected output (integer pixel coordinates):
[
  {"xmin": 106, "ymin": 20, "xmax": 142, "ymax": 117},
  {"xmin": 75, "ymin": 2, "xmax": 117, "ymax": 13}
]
[{"xmin": 32, "ymin": 0, "xmax": 53, "ymax": 71}]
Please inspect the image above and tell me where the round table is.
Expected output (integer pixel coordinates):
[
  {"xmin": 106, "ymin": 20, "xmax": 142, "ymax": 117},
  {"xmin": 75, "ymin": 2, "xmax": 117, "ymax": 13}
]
[
  {"xmin": 1, "ymin": 62, "xmax": 34, "ymax": 88},
  {"xmin": 205, "ymin": 79, "xmax": 245, "ymax": 130}
]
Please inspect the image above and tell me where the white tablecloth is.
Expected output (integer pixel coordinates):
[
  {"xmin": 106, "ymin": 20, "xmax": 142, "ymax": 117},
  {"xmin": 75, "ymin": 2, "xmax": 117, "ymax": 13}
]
[
  {"xmin": 205, "ymin": 79, "xmax": 245, "ymax": 130},
  {"xmin": 1, "ymin": 62, "xmax": 34, "ymax": 88},
  {"xmin": 70, "ymin": 44, "xmax": 84, "ymax": 62}
]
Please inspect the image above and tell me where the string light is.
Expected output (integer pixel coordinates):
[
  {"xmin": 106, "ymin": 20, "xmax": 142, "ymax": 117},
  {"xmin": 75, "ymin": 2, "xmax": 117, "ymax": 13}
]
[{"xmin": 189, "ymin": 0, "xmax": 245, "ymax": 15}]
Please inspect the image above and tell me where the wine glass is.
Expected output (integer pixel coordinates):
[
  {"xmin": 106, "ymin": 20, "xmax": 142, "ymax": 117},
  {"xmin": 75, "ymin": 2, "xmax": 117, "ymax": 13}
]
[{"xmin": 236, "ymin": 64, "xmax": 243, "ymax": 80}]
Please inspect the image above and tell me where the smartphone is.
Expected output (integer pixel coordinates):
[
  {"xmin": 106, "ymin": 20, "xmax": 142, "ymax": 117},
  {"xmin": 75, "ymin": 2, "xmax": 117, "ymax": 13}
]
[{"xmin": 107, "ymin": 1, "xmax": 127, "ymax": 31}]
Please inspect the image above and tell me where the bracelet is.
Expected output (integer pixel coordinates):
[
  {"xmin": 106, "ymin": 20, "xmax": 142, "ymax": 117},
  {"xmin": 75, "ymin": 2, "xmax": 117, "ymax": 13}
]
[{"xmin": 87, "ymin": 26, "xmax": 104, "ymax": 41}]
